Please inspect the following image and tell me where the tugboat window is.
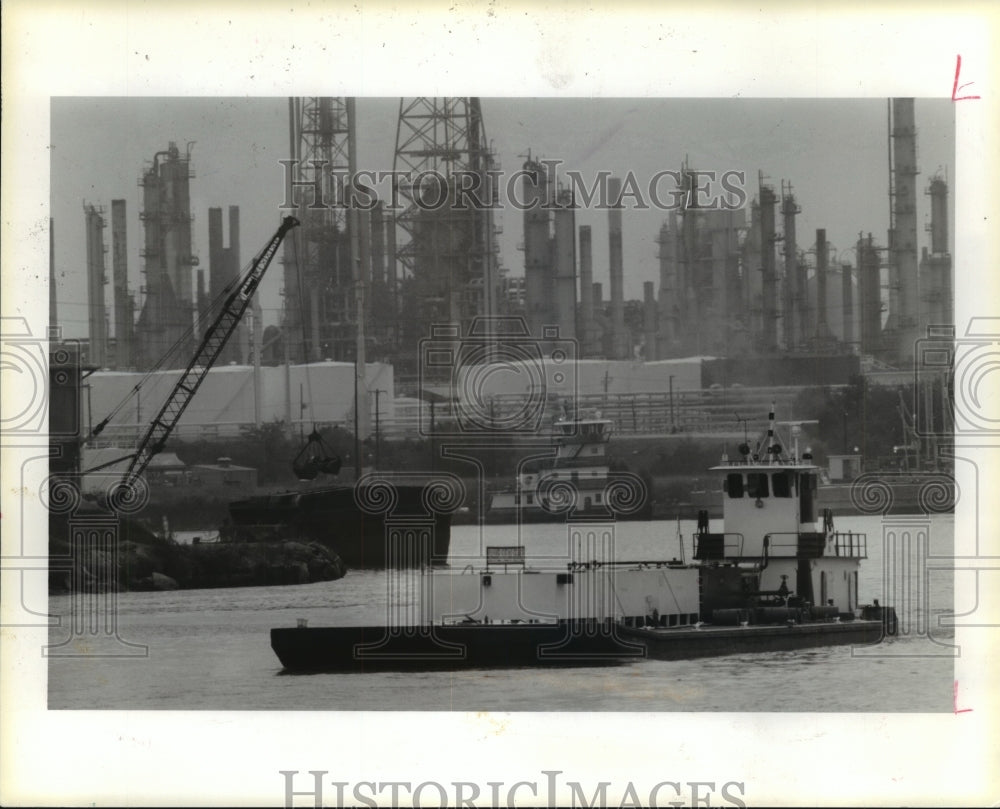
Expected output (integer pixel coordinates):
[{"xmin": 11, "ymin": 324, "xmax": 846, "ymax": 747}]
[
  {"xmin": 726, "ymin": 473, "xmax": 744, "ymax": 498},
  {"xmin": 747, "ymin": 473, "xmax": 769, "ymax": 498},
  {"xmin": 772, "ymin": 472, "xmax": 791, "ymax": 498}
]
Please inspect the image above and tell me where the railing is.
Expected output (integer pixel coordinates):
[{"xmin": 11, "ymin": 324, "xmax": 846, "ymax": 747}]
[
  {"xmin": 764, "ymin": 532, "xmax": 824, "ymax": 558},
  {"xmin": 764, "ymin": 531, "xmax": 867, "ymax": 559},
  {"xmin": 87, "ymin": 384, "xmax": 845, "ymax": 443},
  {"xmin": 831, "ymin": 531, "xmax": 867, "ymax": 559},
  {"xmin": 693, "ymin": 532, "xmax": 745, "ymax": 560}
]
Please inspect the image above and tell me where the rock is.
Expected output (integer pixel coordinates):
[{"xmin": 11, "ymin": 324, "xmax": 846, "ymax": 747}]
[{"xmin": 150, "ymin": 571, "xmax": 179, "ymax": 590}]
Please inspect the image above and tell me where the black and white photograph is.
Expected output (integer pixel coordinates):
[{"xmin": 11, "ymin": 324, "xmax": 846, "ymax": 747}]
[{"xmin": 2, "ymin": 3, "xmax": 998, "ymax": 807}]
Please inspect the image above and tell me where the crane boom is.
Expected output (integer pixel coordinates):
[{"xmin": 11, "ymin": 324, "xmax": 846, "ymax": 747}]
[{"xmin": 118, "ymin": 215, "xmax": 299, "ymax": 494}]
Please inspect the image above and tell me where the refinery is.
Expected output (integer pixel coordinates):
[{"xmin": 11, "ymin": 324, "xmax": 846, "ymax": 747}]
[
  {"xmin": 48, "ymin": 96, "xmax": 955, "ymax": 550},
  {"xmin": 50, "ymin": 97, "xmax": 953, "ymax": 455}
]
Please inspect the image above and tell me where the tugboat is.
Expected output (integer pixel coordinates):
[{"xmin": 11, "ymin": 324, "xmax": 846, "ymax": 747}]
[
  {"xmin": 485, "ymin": 409, "xmax": 652, "ymax": 523},
  {"xmin": 271, "ymin": 406, "xmax": 895, "ymax": 671}
]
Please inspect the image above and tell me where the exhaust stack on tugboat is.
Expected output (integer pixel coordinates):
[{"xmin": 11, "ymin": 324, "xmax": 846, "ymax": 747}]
[{"xmin": 271, "ymin": 407, "xmax": 896, "ymax": 672}]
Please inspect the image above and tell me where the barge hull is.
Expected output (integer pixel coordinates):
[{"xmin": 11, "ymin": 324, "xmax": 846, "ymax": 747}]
[
  {"xmin": 621, "ymin": 619, "xmax": 885, "ymax": 660},
  {"xmin": 272, "ymin": 621, "xmax": 644, "ymax": 672},
  {"xmin": 272, "ymin": 619, "xmax": 886, "ymax": 672}
]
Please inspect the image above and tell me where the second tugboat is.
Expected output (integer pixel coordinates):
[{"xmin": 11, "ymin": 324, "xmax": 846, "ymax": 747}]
[
  {"xmin": 272, "ymin": 406, "xmax": 896, "ymax": 671},
  {"xmin": 486, "ymin": 409, "xmax": 652, "ymax": 523}
]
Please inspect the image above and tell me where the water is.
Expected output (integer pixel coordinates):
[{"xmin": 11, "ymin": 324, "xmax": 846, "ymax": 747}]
[{"xmin": 47, "ymin": 515, "xmax": 955, "ymax": 711}]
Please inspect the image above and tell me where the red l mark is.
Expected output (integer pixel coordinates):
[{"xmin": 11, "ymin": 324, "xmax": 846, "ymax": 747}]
[
  {"xmin": 952, "ymin": 54, "xmax": 981, "ymax": 101},
  {"xmin": 953, "ymin": 680, "xmax": 973, "ymax": 714}
]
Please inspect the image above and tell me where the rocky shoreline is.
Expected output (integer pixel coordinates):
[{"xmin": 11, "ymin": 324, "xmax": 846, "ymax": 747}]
[{"xmin": 49, "ymin": 508, "xmax": 346, "ymax": 594}]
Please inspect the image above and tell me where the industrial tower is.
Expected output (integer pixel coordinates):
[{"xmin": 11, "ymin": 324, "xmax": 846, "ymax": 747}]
[
  {"xmin": 84, "ymin": 202, "xmax": 108, "ymax": 368},
  {"xmin": 207, "ymin": 206, "xmax": 244, "ymax": 364},
  {"xmin": 110, "ymin": 199, "xmax": 134, "ymax": 369},
  {"xmin": 392, "ymin": 97, "xmax": 500, "ymax": 352},
  {"xmin": 920, "ymin": 173, "xmax": 952, "ymax": 328},
  {"xmin": 887, "ymin": 98, "xmax": 920, "ymax": 365},
  {"xmin": 281, "ymin": 97, "xmax": 353, "ymax": 363},
  {"xmin": 134, "ymin": 142, "xmax": 198, "ymax": 370}
]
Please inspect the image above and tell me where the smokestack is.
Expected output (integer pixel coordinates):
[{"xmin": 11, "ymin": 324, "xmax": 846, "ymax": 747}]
[
  {"xmin": 49, "ymin": 218, "xmax": 57, "ymax": 333},
  {"xmin": 209, "ymin": 206, "xmax": 244, "ymax": 364},
  {"xmin": 522, "ymin": 159, "xmax": 552, "ymax": 338},
  {"xmin": 656, "ymin": 220, "xmax": 677, "ymax": 358},
  {"xmin": 781, "ymin": 186, "xmax": 801, "ymax": 349},
  {"xmin": 643, "ymin": 281, "xmax": 657, "ymax": 361},
  {"xmin": 385, "ymin": 206, "xmax": 399, "ymax": 345},
  {"xmin": 890, "ymin": 98, "xmax": 919, "ymax": 363},
  {"xmin": 208, "ymin": 207, "xmax": 224, "ymax": 296},
  {"xmin": 84, "ymin": 203, "xmax": 108, "ymax": 367},
  {"xmin": 196, "ymin": 269, "xmax": 208, "ymax": 337},
  {"xmin": 816, "ymin": 228, "xmax": 829, "ymax": 338},
  {"xmin": 925, "ymin": 175, "xmax": 952, "ymax": 327},
  {"xmin": 759, "ymin": 178, "xmax": 778, "ymax": 352},
  {"xmin": 841, "ymin": 262, "xmax": 854, "ymax": 349},
  {"xmin": 707, "ymin": 214, "xmax": 731, "ymax": 355},
  {"xmin": 552, "ymin": 189, "xmax": 577, "ymax": 342},
  {"xmin": 370, "ymin": 200, "xmax": 385, "ymax": 286},
  {"xmin": 928, "ymin": 176, "xmax": 949, "ymax": 255},
  {"xmin": 742, "ymin": 200, "xmax": 762, "ymax": 347},
  {"xmin": 229, "ymin": 206, "xmax": 250, "ymax": 363},
  {"xmin": 578, "ymin": 225, "xmax": 596, "ymax": 357},
  {"xmin": 858, "ymin": 233, "xmax": 882, "ymax": 357},
  {"xmin": 111, "ymin": 199, "xmax": 131, "ymax": 368},
  {"xmin": 228, "ymin": 205, "xmax": 240, "ymax": 267},
  {"xmin": 608, "ymin": 176, "xmax": 627, "ymax": 359}
]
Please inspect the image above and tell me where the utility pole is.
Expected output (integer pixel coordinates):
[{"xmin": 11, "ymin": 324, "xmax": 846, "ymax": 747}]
[
  {"xmin": 429, "ymin": 400, "xmax": 436, "ymax": 471},
  {"xmin": 347, "ymin": 97, "xmax": 368, "ymax": 481},
  {"xmin": 669, "ymin": 375, "xmax": 675, "ymax": 433},
  {"xmin": 373, "ymin": 389, "xmax": 384, "ymax": 470}
]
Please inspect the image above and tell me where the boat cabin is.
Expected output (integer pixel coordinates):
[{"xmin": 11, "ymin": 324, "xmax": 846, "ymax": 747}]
[
  {"xmin": 709, "ymin": 460, "xmax": 823, "ymax": 560},
  {"xmin": 694, "ymin": 415, "xmax": 867, "ymax": 617}
]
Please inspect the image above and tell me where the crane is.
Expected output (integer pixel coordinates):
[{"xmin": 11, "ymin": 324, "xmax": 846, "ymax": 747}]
[{"xmin": 110, "ymin": 215, "xmax": 299, "ymax": 502}]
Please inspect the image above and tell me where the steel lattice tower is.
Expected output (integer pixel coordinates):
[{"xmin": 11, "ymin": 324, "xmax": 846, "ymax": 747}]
[
  {"xmin": 282, "ymin": 97, "xmax": 353, "ymax": 362},
  {"xmin": 392, "ymin": 97, "xmax": 500, "ymax": 354}
]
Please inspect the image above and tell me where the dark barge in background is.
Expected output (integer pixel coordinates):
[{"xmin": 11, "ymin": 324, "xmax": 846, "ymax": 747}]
[{"xmin": 227, "ymin": 474, "xmax": 459, "ymax": 570}]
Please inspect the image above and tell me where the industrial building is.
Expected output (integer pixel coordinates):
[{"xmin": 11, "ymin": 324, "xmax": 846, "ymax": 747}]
[
  {"xmin": 206, "ymin": 206, "xmax": 244, "ymax": 364},
  {"xmin": 62, "ymin": 97, "xmax": 951, "ymax": 456},
  {"xmin": 134, "ymin": 142, "xmax": 198, "ymax": 371},
  {"xmin": 392, "ymin": 97, "xmax": 502, "ymax": 366}
]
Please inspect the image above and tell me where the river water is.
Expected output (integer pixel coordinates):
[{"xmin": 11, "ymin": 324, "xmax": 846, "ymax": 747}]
[{"xmin": 48, "ymin": 514, "xmax": 956, "ymax": 711}]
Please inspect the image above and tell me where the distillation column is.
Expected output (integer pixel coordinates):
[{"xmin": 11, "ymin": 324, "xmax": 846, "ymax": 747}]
[
  {"xmin": 759, "ymin": 179, "xmax": 779, "ymax": 352},
  {"xmin": 608, "ymin": 177, "xmax": 627, "ymax": 359},
  {"xmin": 889, "ymin": 98, "xmax": 920, "ymax": 364},
  {"xmin": 84, "ymin": 203, "xmax": 108, "ymax": 367}
]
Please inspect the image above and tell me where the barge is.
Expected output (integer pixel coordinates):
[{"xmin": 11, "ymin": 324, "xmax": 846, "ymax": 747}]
[{"xmin": 272, "ymin": 407, "xmax": 895, "ymax": 671}]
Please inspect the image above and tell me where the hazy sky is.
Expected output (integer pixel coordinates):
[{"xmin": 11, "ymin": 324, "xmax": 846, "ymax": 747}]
[{"xmin": 50, "ymin": 97, "xmax": 954, "ymax": 339}]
